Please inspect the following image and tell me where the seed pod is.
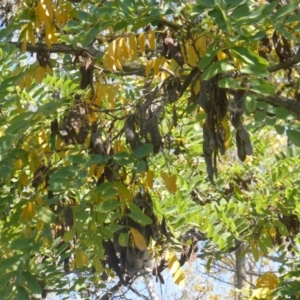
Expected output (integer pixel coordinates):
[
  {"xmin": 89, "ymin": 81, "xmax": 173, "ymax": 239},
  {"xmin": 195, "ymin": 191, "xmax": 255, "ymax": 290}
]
[{"xmin": 236, "ymin": 131, "xmax": 246, "ymax": 162}]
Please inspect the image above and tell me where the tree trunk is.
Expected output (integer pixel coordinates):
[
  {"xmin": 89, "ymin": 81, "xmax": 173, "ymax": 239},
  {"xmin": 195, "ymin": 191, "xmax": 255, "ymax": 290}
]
[{"xmin": 235, "ymin": 243, "xmax": 246, "ymax": 300}]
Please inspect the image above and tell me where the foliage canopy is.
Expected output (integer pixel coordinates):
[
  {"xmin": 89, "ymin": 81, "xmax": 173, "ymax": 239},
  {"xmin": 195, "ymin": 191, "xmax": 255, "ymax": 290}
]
[{"xmin": 1, "ymin": 0, "xmax": 300, "ymax": 299}]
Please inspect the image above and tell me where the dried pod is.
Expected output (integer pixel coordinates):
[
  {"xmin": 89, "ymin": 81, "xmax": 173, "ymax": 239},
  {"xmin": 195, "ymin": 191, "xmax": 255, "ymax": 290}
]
[
  {"xmin": 236, "ymin": 132, "xmax": 246, "ymax": 162},
  {"xmin": 163, "ymin": 36, "xmax": 184, "ymax": 66},
  {"xmin": 64, "ymin": 205, "xmax": 74, "ymax": 228},
  {"xmin": 80, "ymin": 57, "xmax": 94, "ymax": 90}
]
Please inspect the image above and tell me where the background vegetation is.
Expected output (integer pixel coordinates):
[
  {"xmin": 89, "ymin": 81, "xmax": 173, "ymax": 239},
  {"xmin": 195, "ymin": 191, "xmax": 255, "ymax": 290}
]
[{"xmin": 1, "ymin": 0, "xmax": 300, "ymax": 299}]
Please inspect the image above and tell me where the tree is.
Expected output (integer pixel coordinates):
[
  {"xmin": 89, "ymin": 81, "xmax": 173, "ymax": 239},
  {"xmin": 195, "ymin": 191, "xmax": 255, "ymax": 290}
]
[{"xmin": 1, "ymin": 0, "xmax": 300, "ymax": 299}]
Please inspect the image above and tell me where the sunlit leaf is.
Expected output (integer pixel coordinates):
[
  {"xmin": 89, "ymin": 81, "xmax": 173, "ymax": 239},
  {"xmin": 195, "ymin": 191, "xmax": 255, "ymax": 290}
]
[{"xmin": 130, "ymin": 227, "xmax": 147, "ymax": 251}]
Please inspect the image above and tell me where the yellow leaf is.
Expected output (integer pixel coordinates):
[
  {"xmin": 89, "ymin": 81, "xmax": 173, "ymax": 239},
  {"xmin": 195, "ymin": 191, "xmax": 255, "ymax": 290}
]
[
  {"xmin": 115, "ymin": 40, "xmax": 124, "ymax": 70},
  {"xmin": 34, "ymin": 16, "xmax": 42, "ymax": 32},
  {"xmin": 115, "ymin": 182, "xmax": 132, "ymax": 202},
  {"xmin": 153, "ymin": 57, "xmax": 164, "ymax": 76},
  {"xmin": 93, "ymin": 257, "xmax": 103, "ymax": 272},
  {"xmin": 20, "ymin": 171, "xmax": 29, "ymax": 187},
  {"xmin": 148, "ymin": 31, "xmax": 156, "ymax": 50},
  {"xmin": 174, "ymin": 271, "xmax": 185, "ymax": 289},
  {"xmin": 269, "ymin": 227, "xmax": 276, "ymax": 239},
  {"xmin": 107, "ymin": 86, "xmax": 117, "ymax": 109},
  {"xmin": 63, "ymin": 229, "xmax": 76, "ymax": 242},
  {"xmin": 251, "ymin": 288, "xmax": 271, "ymax": 300},
  {"xmin": 23, "ymin": 224, "xmax": 32, "ymax": 237},
  {"xmin": 96, "ymin": 84, "xmax": 106, "ymax": 106},
  {"xmin": 147, "ymin": 170, "xmax": 154, "ymax": 189},
  {"xmin": 27, "ymin": 23, "xmax": 36, "ymax": 46},
  {"xmin": 75, "ymin": 250, "xmax": 88, "ymax": 268},
  {"xmin": 256, "ymin": 272, "xmax": 278, "ymax": 290},
  {"xmin": 233, "ymin": 57, "xmax": 242, "ymax": 70},
  {"xmin": 21, "ymin": 35, "xmax": 27, "ymax": 53},
  {"xmin": 129, "ymin": 34, "xmax": 137, "ymax": 57},
  {"xmin": 194, "ymin": 80, "xmax": 200, "ymax": 95},
  {"xmin": 165, "ymin": 250, "xmax": 171, "ymax": 261},
  {"xmin": 22, "ymin": 201, "xmax": 35, "ymax": 222},
  {"xmin": 89, "ymin": 164, "xmax": 96, "ymax": 178},
  {"xmin": 14, "ymin": 159, "xmax": 23, "ymax": 170},
  {"xmin": 33, "ymin": 65, "xmax": 45, "ymax": 84},
  {"xmin": 221, "ymin": 118, "xmax": 232, "ymax": 150},
  {"xmin": 168, "ymin": 253, "xmax": 180, "ymax": 274},
  {"xmin": 138, "ymin": 32, "xmax": 146, "ymax": 54},
  {"xmin": 103, "ymin": 53, "xmax": 116, "ymax": 71},
  {"xmin": 161, "ymin": 172, "xmax": 177, "ymax": 193},
  {"xmin": 107, "ymin": 39, "xmax": 117, "ymax": 60},
  {"xmin": 120, "ymin": 37, "xmax": 131, "ymax": 60},
  {"xmin": 37, "ymin": 0, "xmax": 51, "ymax": 27},
  {"xmin": 43, "ymin": 0, "xmax": 54, "ymax": 22},
  {"xmin": 195, "ymin": 36, "xmax": 206, "ymax": 58},
  {"xmin": 54, "ymin": 9, "xmax": 64, "ymax": 26},
  {"xmin": 36, "ymin": 196, "xmax": 43, "ymax": 206},
  {"xmin": 45, "ymin": 24, "xmax": 57, "ymax": 48},
  {"xmin": 55, "ymin": 136, "xmax": 63, "ymax": 150},
  {"xmin": 84, "ymin": 133, "xmax": 91, "ymax": 148},
  {"xmin": 217, "ymin": 50, "xmax": 227, "ymax": 60},
  {"xmin": 160, "ymin": 70, "xmax": 170, "ymax": 81},
  {"xmin": 19, "ymin": 77, "xmax": 26, "ymax": 90},
  {"xmin": 186, "ymin": 43, "xmax": 198, "ymax": 67},
  {"xmin": 130, "ymin": 227, "xmax": 147, "ymax": 251},
  {"xmin": 145, "ymin": 59, "xmax": 154, "ymax": 77},
  {"xmin": 96, "ymin": 165, "xmax": 104, "ymax": 179}
]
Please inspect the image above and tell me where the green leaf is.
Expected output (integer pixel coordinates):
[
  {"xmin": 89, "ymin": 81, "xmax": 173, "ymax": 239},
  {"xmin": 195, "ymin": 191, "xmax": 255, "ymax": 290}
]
[
  {"xmin": 230, "ymin": 4, "xmax": 250, "ymax": 21},
  {"xmin": 273, "ymin": 220, "xmax": 289, "ymax": 236},
  {"xmin": 63, "ymin": 229, "xmax": 76, "ymax": 242},
  {"xmin": 134, "ymin": 160, "xmax": 147, "ymax": 173},
  {"xmin": 198, "ymin": 0, "xmax": 216, "ymax": 8},
  {"xmin": 245, "ymin": 95, "xmax": 257, "ymax": 113},
  {"xmin": 0, "ymin": 271, "xmax": 17, "ymax": 290},
  {"xmin": 218, "ymin": 77, "xmax": 241, "ymax": 89},
  {"xmin": 272, "ymin": 1, "xmax": 299, "ymax": 22},
  {"xmin": 113, "ymin": 20, "xmax": 129, "ymax": 31},
  {"xmin": 265, "ymin": 116, "xmax": 276, "ymax": 126},
  {"xmin": 249, "ymin": 79, "xmax": 276, "ymax": 96},
  {"xmin": 240, "ymin": 65, "xmax": 269, "ymax": 77},
  {"xmin": 16, "ymin": 286, "xmax": 30, "ymax": 300},
  {"xmin": 254, "ymin": 110, "xmax": 266, "ymax": 122},
  {"xmin": 0, "ymin": 255, "xmax": 22, "ymax": 271},
  {"xmin": 118, "ymin": 232, "xmax": 129, "ymax": 247},
  {"xmin": 133, "ymin": 144, "xmax": 153, "ymax": 159},
  {"xmin": 131, "ymin": 17, "xmax": 158, "ymax": 31},
  {"xmin": 96, "ymin": 199, "xmax": 120, "ymax": 213},
  {"xmin": 36, "ymin": 206, "xmax": 56, "ymax": 223},
  {"xmin": 23, "ymin": 272, "xmax": 42, "ymax": 294},
  {"xmin": 275, "ymin": 107, "xmax": 290, "ymax": 120},
  {"xmin": 208, "ymin": 9, "xmax": 228, "ymax": 32},
  {"xmin": 275, "ymin": 125, "xmax": 285, "ymax": 135},
  {"xmin": 231, "ymin": 46, "xmax": 269, "ymax": 66},
  {"xmin": 287, "ymin": 129, "xmax": 300, "ymax": 147},
  {"xmin": 128, "ymin": 203, "xmax": 153, "ymax": 226},
  {"xmin": 201, "ymin": 59, "xmax": 235, "ymax": 80},
  {"xmin": 285, "ymin": 13, "xmax": 300, "ymax": 24},
  {"xmin": 262, "ymin": 1, "xmax": 278, "ymax": 16},
  {"xmin": 198, "ymin": 43, "xmax": 219, "ymax": 69},
  {"xmin": 225, "ymin": 0, "xmax": 247, "ymax": 8}
]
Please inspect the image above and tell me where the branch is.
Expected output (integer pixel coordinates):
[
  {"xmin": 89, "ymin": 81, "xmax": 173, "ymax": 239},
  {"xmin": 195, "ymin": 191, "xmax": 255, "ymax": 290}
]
[
  {"xmin": 129, "ymin": 286, "xmax": 151, "ymax": 300},
  {"xmin": 255, "ymin": 93, "xmax": 300, "ymax": 119},
  {"xmin": 268, "ymin": 49, "xmax": 300, "ymax": 73},
  {"xmin": 9, "ymin": 42, "xmax": 146, "ymax": 76},
  {"xmin": 100, "ymin": 282, "xmax": 123, "ymax": 300},
  {"xmin": 10, "ymin": 41, "xmax": 102, "ymax": 57}
]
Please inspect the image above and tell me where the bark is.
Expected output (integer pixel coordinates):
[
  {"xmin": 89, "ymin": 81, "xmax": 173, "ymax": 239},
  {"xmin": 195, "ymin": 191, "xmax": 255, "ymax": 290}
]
[
  {"xmin": 144, "ymin": 272, "xmax": 159, "ymax": 300},
  {"xmin": 235, "ymin": 243, "xmax": 246, "ymax": 300}
]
